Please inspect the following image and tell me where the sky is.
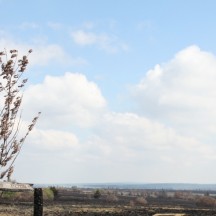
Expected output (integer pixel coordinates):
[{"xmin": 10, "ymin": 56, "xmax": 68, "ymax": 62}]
[{"xmin": 1, "ymin": 0, "xmax": 216, "ymax": 184}]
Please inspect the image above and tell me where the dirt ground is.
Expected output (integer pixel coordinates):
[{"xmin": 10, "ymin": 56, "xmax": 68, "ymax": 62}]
[{"xmin": 1, "ymin": 202, "xmax": 216, "ymax": 216}]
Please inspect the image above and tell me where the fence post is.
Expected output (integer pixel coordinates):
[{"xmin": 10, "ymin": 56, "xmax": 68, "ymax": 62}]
[{"xmin": 34, "ymin": 188, "xmax": 43, "ymax": 216}]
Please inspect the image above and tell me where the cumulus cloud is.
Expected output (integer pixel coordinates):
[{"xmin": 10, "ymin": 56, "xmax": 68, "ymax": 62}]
[
  {"xmin": 96, "ymin": 112, "xmax": 216, "ymax": 162},
  {"xmin": 133, "ymin": 45, "xmax": 216, "ymax": 141},
  {"xmin": 13, "ymin": 45, "xmax": 216, "ymax": 183},
  {"xmin": 29, "ymin": 128, "xmax": 79, "ymax": 150},
  {"xmin": 23, "ymin": 72, "xmax": 107, "ymax": 128},
  {"xmin": 19, "ymin": 109, "xmax": 215, "ymax": 183},
  {"xmin": 71, "ymin": 30, "xmax": 128, "ymax": 53}
]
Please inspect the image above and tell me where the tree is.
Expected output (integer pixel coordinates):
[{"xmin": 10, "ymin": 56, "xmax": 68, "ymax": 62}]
[
  {"xmin": 93, "ymin": 189, "xmax": 101, "ymax": 199},
  {"xmin": 0, "ymin": 49, "xmax": 40, "ymax": 181}
]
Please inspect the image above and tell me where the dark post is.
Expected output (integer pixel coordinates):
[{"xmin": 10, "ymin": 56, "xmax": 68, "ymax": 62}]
[{"xmin": 34, "ymin": 188, "xmax": 43, "ymax": 216}]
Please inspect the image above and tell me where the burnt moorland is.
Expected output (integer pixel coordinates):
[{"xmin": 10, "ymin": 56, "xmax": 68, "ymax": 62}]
[{"xmin": 1, "ymin": 186, "xmax": 216, "ymax": 215}]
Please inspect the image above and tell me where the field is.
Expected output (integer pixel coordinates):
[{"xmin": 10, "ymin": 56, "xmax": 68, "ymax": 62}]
[
  {"xmin": 1, "ymin": 187, "xmax": 216, "ymax": 215},
  {"xmin": 1, "ymin": 202, "xmax": 216, "ymax": 216}
]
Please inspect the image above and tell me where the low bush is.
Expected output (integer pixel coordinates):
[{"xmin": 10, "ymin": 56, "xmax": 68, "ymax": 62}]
[
  {"xmin": 135, "ymin": 197, "xmax": 148, "ymax": 205},
  {"xmin": 43, "ymin": 188, "xmax": 54, "ymax": 200},
  {"xmin": 0, "ymin": 191, "xmax": 33, "ymax": 201},
  {"xmin": 106, "ymin": 194, "xmax": 119, "ymax": 202},
  {"xmin": 196, "ymin": 196, "xmax": 216, "ymax": 207}
]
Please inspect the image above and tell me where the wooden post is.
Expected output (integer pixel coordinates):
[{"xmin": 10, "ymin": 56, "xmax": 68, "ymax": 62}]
[{"xmin": 34, "ymin": 188, "xmax": 43, "ymax": 216}]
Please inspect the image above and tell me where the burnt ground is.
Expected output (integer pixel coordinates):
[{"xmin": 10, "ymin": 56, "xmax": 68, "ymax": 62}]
[
  {"xmin": 1, "ymin": 202, "xmax": 216, "ymax": 216},
  {"xmin": 1, "ymin": 188, "xmax": 216, "ymax": 215}
]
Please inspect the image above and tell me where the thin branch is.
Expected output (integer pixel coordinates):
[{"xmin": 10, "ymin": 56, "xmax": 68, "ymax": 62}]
[{"xmin": 0, "ymin": 49, "xmax": 40, "ymax": 180}]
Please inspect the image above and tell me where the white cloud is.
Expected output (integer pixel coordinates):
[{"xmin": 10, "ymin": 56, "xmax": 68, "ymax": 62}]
[
  {"xmin": 30, "ymin": 44, "xmax": 70, "ymax": 66},
  {"xmin": 23, "ymin": 72, "xmax": 106, "ymax": 128},
  {"xmin": 0, "ymin": 37, "xmax": 86, "ymax": 66},
  {"xmin": 29, "ymin": 128, "xmax": 79, "ymax": 150},
  {"xmin": 97, "ymin": 112, "xmax": 215, "ymax": 160},
  {"xmin": 18, "ymin": 108, "xmax": 216, "ymax": 183},
  {"xmin": 71, "ymin": 30, "xmax": 128, "ymax": 53},
  {"xmin": 11, "ymin": 45, "xmax": 216, "ymax": 183},
  {"xmin": 72, "ymin": 30, "xmax": 97, "ymax": 46},
  {"xmin": 133, "ymin": 45, "xmax": 216, "ymax": 142}
]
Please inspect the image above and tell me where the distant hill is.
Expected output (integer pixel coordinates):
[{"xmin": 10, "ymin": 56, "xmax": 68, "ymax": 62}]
[
  {"xmin": 35, "ymin": 183, "xmax": 216, "ymax": 191},
  {"xmin": 79, "ymin": 183, "xmax": 216, "ymax": 191}
]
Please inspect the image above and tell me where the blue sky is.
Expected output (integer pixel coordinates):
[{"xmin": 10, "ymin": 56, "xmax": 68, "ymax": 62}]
[{"xmin": 1, "ymin": 0, "xmax": 216, "ymax": 184}]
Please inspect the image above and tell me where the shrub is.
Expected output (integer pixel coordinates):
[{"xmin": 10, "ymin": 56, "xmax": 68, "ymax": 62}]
[
  {"xmin": 0, "ymin": 191, "xmax": 15, "ymax": 200},
  {"xmin": 16, "ymin": 191, "xmax": 33, "ymax": 201},
  {"xmin": 93, "ymin": 189, "xmax": 101, "ymax": 199},
  {"xmin": 49, "ymin": 186, "xmax": 58, "ymax": 199},
  {"xmin": 43, "ymin": 188, "xmax": 54, "ymax": 200},
  {"xmin": 196, "ymin": 196, "xmax": 216, "ymax": 207},
  {"xmin": 0, "ymin": 191, "xmax": 33, "ymax": 201},
  {"xmin": 135, "ymin": 197, "xmax": 148, "ymax": 205},
  {"xmin": 106, "ymin": 194, "xmax": 119, "ymax": 202}
]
